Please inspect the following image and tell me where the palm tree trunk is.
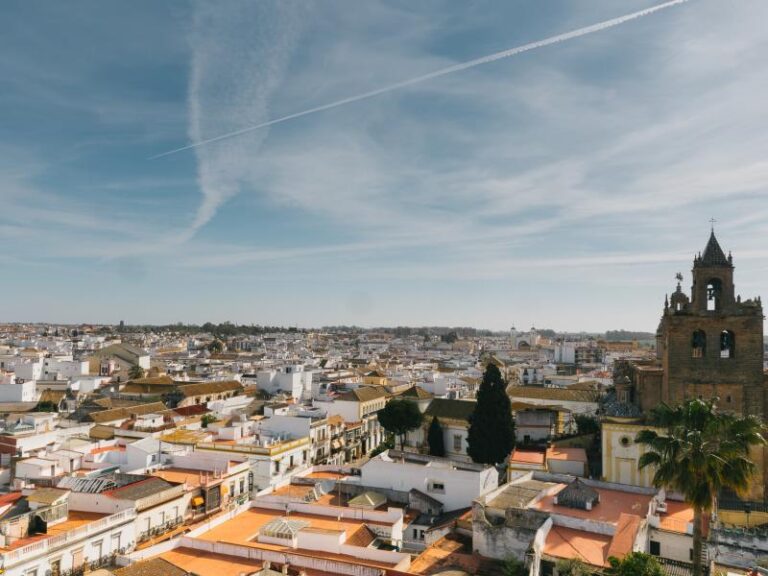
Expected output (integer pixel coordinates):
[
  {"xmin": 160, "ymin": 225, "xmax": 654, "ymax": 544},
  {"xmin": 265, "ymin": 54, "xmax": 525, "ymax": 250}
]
[{"xmin": 692, "ymin": 506, "xmax": 703, "ymax": 576}]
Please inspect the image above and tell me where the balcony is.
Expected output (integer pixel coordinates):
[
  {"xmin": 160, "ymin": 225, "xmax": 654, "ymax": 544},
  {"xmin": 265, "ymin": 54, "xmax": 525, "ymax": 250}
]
[{"xmin": 2, "ymin": 509, "xmax": 137, "ymax": 569}]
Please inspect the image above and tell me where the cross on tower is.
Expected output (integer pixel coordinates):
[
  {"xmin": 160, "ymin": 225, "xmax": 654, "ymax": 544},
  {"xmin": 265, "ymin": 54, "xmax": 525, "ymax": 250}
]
[{"xmin": 710, "ymin": 217, "xmax": 717, "ymax": 231}]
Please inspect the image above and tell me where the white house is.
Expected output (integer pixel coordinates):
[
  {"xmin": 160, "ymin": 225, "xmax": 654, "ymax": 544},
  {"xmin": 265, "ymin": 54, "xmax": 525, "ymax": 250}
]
[{"xmin": 359, "ymin": 450, "xmax": 498, "ymax": 512}]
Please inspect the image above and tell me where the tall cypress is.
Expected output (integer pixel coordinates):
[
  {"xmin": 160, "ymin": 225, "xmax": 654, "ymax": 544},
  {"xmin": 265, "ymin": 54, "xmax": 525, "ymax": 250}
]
[
  {"xmin": 427, "ymin": 416, "xmax": 446, "ymax": 457},
  {"xmin": 467, "ymin": 363, "xmax": 515, "ymax": 465}
]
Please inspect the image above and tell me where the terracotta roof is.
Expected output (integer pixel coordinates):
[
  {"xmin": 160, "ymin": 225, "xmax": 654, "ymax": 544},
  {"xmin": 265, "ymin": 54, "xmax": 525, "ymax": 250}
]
[
  {"xmin": 544, "ymin": 525, "xmax": 612, "ymax": 567},
  {"xmin": 508, "ymin": 386, "xmax": 599, "ymax": 403},
  {"xmin": 130, "ymin": 375, "xmax": 175, "ymax": 386},
  {"xmin": 115, "ymin": 557, "xmax": 188, "ymax": 576},
  {"xmin": 510, "ymin": 450, "xmax": 545, "ymax": 465},
  {"xmin": 89, "ymin": 402, "xmax": 167, "ymax": 423},
  {"xmin": 39, "ymin": 389, "xmax": 66, "ymax": 404},
  {"xmin": 346, "ymin": 524, "xmax": 377, "ymax": 547},
  {"xmin": 424, "ymin": 398, "xmax": 475, "ymax": 422},
  {"xmin": 27, "ymin": 488, "xmax": 69, "ymax": 505},
  {"xmin": 89, "ymin": 425, "xmax": 116, "ymax": 440},
  {"xmin": 546, "ymin": 447, "xmax": 588, "ymax": 463},
  {"xmin": 399, "ymin": 386, "xmax": 433, "ymax": 400},
  {"xmin": 178, "ymin": 380, "xmax": 242, "ymax": 398},
  {"xmin": 336, "ymin": 386, "xmax": 388, "ymax": 403},
  {"xmin": 606, "ymin": 513, "xmax": 641, "ymax": 560}
]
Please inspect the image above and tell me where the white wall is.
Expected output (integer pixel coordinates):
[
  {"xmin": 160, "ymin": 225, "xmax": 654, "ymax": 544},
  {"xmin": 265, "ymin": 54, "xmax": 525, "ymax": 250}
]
[
  {"xmin": 360, "ymin": 453, "xmax": 498, "ymax": 512},
  {"xmin": 0, "ymin": 380, "xmax": 37, "ymax": 402}
]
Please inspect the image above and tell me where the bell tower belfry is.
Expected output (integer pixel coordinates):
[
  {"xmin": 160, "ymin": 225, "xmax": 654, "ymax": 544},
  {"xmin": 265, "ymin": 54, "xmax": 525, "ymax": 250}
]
[{"xmin": 657, "ymin": 230, "xmax": 764, "ymax": 414}]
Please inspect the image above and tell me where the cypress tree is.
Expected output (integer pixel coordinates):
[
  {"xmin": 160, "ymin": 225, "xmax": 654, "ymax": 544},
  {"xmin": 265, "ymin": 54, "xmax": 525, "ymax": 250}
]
[
  {"xmin": 427, "ymin": 417, "xmax": 446, "ymax": 457},
  {"xmin": 467, "ymin": 363, "xmax": 515, "ymax": 465}
]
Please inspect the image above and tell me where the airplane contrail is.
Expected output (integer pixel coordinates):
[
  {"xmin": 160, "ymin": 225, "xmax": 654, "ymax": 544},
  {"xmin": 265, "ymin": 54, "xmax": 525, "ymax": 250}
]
[{"xmin": 151, "ymin": 0, "xmax": 690, "ymax": 159}]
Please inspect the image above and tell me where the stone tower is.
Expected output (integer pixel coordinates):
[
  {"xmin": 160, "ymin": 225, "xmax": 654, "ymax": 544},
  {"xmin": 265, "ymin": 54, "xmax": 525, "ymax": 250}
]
[{"xmin": 657, "ymin": 230, "xmax": 764, "ymax": 416}]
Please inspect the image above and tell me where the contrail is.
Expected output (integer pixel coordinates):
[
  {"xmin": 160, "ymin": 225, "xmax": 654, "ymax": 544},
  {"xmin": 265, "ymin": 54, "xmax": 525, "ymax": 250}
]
[{"xmin": 152, "ymin": 0, "xmax": 689, "ymax": 159}]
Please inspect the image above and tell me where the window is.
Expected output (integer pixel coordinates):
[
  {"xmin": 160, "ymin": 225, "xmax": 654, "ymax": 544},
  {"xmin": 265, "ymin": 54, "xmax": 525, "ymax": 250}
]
[
  {"xmin": 428, "ymin": 481, "xmax": 445, "ymax": 493},
  {"xmin": 650, "ymin": 541, "xmax": 660, "ymax": 556},
  {"xmin": 720, "ymin": 330, "xmax": 735, "ymax": 358},
  {"xmin": 453, "ymin": 434, "xmax": 462, "ymax": 452},
  {"xmin": 691, "ymin": 330, "xmax": 706, "ymax": 358},
  {"xmin": 92, "ymin": 539, "xmax": 103, "ymax": 560},
  {"xmin": 707, "ymin": 278, "xmax": 722, "ymax": 311}
]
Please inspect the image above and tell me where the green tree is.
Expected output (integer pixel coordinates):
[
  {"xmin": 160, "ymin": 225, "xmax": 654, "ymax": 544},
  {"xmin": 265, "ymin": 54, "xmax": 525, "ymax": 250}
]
[
  {"xmin": 377, "ymin": 400, "xmax": 423, "ymax": 450},
  {"xmin": 502, "ymin": 557, "xmax": 526, "ymax": 576},
  {"xmin": 605, "ymin": 552, "xmax": 664, "ymax": 576},
  {"xmin": 200, "ymin": 414, "xmax": 217, "ymax": 428},
  {"xmin": 636, "ymin": 399, "xmax": 765, "ymax": 576},
  {"xmin": 575, "ymin": 414, "xmax": 600, "ymax": 435},
  {"xmin": 555, "ymin": 558, "xmax": 591, "ymax": 576},
  {"xmin": 467, "ymin": 363, "xmax": 515, "ymax": 465},
  {"xmin": 35, "ymin": 400, "xmax": 58, "ymax": 413},
  {"xmin": 207, "ymin": 340, "xmax": 223, "ymax": 354},
  {"xmin": 128, "ymin": 365, "xmax": 145, "ymax": 380},
  {"xmin": 427, "ymin": 417, "xmax": 446, "ymax": 457}
]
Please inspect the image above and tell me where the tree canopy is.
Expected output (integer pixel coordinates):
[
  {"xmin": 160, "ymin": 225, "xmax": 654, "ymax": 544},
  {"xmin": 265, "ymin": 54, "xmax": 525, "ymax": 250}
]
[
  {"xmin": 377, "ymin": 400, "xmax": 423, "ymax": 450},
  {"xmin": 467, "ymin": 363, "xmax": 515, "ymax": 465},
  {"xmin": 128, "ymin": 365, "xmax": 145, "ymax": 380},
  {"xmin": 606, "ymin": 552, "xmax": 664, "ymax": 576},
  {"xmin": 636, "ymin": 398, "xmax": 765, "ymax": 576}
]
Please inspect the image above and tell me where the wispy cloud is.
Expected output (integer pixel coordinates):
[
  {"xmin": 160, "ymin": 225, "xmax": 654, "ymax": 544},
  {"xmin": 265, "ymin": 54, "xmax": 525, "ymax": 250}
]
[
  {"xmin": 184, "ymin": 0, "xmax": 308, "ymax": 237},
  {"xmin": 156, "ymin": 0, "xmax": 689, "ymax": 160}
]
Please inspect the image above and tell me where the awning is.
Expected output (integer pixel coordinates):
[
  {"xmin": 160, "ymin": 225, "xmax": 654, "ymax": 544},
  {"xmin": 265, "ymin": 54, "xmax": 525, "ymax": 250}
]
[{"xmin": 192, "ymin": 496, "xmax": 204, "ymax": 507}]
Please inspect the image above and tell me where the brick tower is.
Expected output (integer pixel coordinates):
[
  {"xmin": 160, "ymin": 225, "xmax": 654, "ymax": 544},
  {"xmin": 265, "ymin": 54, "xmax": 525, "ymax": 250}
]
[{"xmin": 657, "ymin": 230, "xmax": 764, "ymax": 415}]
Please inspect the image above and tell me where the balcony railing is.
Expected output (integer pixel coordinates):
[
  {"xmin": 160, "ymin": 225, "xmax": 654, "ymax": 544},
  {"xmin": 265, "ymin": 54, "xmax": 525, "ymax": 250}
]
[{"xmin": 3, "ymin": 509, "xmax": 137, "ymax": 568}]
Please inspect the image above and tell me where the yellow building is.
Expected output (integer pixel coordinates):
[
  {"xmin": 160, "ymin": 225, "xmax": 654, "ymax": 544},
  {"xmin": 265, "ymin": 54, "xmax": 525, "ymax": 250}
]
[
  {"xmin": 601, "ymin": 416, "xmax": 659, "ymax": 489},
  {"xmin": 362, "ymin": 370, "xmax": 388, "ymax": 387}
]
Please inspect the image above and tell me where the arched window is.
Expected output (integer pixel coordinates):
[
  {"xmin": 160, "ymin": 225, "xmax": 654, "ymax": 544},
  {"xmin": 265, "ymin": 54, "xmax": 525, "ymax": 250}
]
[
  {"xmin": 720, "ymin": 330, "xmax": 735, "ymax": 359},
  {"xmin": 707, "ymin": 278, "xmax": 723, "ymax": 311},
  {"xmin": 692, "ymin": 330, "xmax": 706, "ymax": 358}
]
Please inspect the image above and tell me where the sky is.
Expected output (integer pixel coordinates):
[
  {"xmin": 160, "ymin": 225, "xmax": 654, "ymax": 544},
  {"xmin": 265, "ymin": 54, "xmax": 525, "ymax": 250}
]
[{"xmin": 2, "ymin": 0, "xmax": 768, "ymax": 332}]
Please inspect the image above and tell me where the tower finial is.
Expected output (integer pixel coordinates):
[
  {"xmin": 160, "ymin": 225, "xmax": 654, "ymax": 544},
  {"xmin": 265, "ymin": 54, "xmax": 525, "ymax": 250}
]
[{"xmin": 710, "ymin": 217, "xmax": 717, "ymax": 232}]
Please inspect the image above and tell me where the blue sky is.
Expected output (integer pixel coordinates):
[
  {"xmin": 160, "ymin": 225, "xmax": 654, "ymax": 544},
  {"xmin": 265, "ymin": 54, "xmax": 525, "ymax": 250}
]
[{"xmin": 2, "ymin": 0, "xmax": 768, "ymax": 331}]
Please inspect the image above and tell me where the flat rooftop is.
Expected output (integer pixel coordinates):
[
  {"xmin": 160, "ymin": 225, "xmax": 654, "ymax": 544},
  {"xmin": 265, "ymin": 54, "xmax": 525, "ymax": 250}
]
[
  {"xmin": 530, "ymin": 484, "xmax": 652, "ymax": 525},
  {"xmin": 195, "ymin": 507, "xmax": 398, "ymax": 569},
  {"xmin": 161, "ymin": 547, "xmax": 340, "ymax": 576},
  {"xmin": 1, "ymin": 511, "xmax": 108, "ymax": 552},
  {"xmin": 486, "ymin": 480, "xmax": 557, "ymax": 510},
  {"xmin": 658, "ymin": 500, "xmax": 699, "ymax": 535}
]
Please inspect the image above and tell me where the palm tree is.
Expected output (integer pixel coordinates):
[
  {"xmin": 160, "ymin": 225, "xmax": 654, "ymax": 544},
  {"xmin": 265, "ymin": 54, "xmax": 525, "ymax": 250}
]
[{"xmin": 636, "ymin": 398, "xmax": 765, "ymax": 576}]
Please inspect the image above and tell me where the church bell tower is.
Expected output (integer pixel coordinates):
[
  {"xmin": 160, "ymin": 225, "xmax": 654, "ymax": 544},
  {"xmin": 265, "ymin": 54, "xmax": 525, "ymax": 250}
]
[{"xmin": 657, "ymin": 230, "xmax": 764, "ymax": 415}]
